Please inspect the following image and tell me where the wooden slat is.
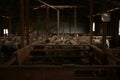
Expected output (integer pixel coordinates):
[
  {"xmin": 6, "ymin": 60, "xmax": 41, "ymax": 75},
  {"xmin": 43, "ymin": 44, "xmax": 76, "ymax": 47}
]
[
  {"xmin": 107, "ymin": 48, "xmax": 120, "ymax": 64},
  {"xmin": 90, "ymin": 45, "xmax": 103, "ymax": 54},
  {"xmin": 29, "ymin": 55, "xmax": 90, "ymax": 58},
  {"xmin": 32, "ymin": 49, "xmax": 85, "ymax": 51},
  {"xmin": 4, "ymin": 56, "xmax": 17, "ymax": 65},
  {"xmin": 16, "ymin": 45, "xmax": 31, "ymax": 64}
]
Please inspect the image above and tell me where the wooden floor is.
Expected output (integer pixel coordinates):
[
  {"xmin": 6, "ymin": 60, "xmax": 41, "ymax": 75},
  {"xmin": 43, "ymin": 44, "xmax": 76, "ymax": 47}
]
[{"xmin": 0, "ymin": 65, "xmax": 120, "ymax": 80}]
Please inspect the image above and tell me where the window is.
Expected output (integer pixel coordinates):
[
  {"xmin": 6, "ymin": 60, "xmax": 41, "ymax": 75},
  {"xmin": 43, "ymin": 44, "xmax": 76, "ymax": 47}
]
[
  {"xmin": 92, "ymin": 22, "xmax": 95, "ymax": 31},
  {"xmin": 3, "ymin": 29, "xmax": 8, "ymax": 35},
  {"xmin": 118, "ymin": 20, "xmax": 120, "ymax": 35}
]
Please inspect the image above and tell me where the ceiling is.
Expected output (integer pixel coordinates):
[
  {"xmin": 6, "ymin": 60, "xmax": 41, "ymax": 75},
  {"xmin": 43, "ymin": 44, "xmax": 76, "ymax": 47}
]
[{"xmin": 0, "ymin": 0, "xmax": 119, "ymax": 19}]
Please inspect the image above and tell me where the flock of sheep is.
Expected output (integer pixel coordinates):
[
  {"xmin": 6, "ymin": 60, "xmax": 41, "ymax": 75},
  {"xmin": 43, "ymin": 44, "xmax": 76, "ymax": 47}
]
[{"xmin": 0, "ymin": 30, "xmax": 110, "ymax": 63}]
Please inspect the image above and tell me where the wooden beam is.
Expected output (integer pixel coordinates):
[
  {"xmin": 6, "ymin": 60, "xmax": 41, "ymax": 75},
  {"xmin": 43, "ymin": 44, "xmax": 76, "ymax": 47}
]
[
  {"xmin": 88, "ymin": 7, "xmax": 120, "ymax": 17},
  {"xmin": 32, "ymin": 5, "xmax": 85, "ymax": 10},
  {"xmin": 0, "ymin": 65, "xmax": 120, "ymax": 70},
  {"xmin": 47, "ymin": 5, "xmax": 85, "ymax": 9},
  {"xmin": 37, "ymin": 0, "xmax": 58, "ymax": 10}
]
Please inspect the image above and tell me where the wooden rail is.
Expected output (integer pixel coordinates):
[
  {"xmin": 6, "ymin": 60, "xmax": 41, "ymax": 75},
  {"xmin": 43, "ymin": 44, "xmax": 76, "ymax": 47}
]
[
  {"xmin": 90, "ymin": 45, "xmax": 105, "ymax": 64},
  {"xmin": 90, "ymin": 45, "xmax": 103, "ymax": 54},
  {"xmin": 2, "ymin": 43, "xmax": 120, "ymax": 66},
  {"xmin": 28, "ymin": 44, "xmax": 92, "ymax": 65},
  {"xmin": 3, "ymin": 56, "xmax": 17, "ymax": 65},
  {"xmin": 91, "ymin": 45, "xmax": 120, "ymax": 65},
  {"xmin": 1, "ymin": 45, "xmax": 31, "ymax": 65},
  {"xmin": 107, "ymin": 48, "xmax": 120, "ymax": 65}
]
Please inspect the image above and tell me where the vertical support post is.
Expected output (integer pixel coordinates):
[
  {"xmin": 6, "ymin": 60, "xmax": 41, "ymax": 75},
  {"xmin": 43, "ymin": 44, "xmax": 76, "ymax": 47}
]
[
  {"xmin": 69, "ymin": 15, "xmax": 71, "ymax": 35},
  {"xmin": 102, "ymin": 0, "xmax": 108, "ymax": 50},
  {"xmin": 89, "ymin": 0, "xmax": 93, "ymax": 44},
  {"xmin": 74, "ymin": 8, "xmax": 77, "ymax": 36},
  {"xmin": 20, "ymin": 0, "xmax": 25, "ymax": 47},
  {"xmin": 25, "ymin": 0, "xmax": 30, "ymax": 45},
  {"xmin": 46, "ymin": 6, "xmax": 49, "ymax": 39},
  {"xmin": 8, "ymin": 6, "xmax": 12, "ymax": 35},
  {"xmin": 115, "ymin": 18, "xmax": 119, "ymax": 47},
  {"xmin": 8, "ymin": 19, "xmax": 11, "ymax": 35},
  {"xmin": 102, "ymin": 23, "xmax": 107, "ymax": 49},
  {"xmin": 57, "ymin": 10, "xmax": 60, "ymax": 37}
]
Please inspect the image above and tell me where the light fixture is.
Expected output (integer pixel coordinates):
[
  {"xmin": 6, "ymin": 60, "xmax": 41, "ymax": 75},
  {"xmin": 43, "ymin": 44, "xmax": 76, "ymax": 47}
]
[{"xmin": 101, "ymin": 13, "xmax": 110, "ymax": 22}]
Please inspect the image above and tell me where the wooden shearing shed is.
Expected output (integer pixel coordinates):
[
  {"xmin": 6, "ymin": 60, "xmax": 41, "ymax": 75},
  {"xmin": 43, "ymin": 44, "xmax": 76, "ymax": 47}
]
[{"xmin": 0, "ymin": 0, "xmax": 120, "ymax": 80}]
